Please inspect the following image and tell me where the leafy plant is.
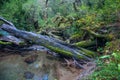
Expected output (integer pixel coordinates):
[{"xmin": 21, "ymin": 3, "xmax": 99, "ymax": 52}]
[{"xmin": 89, "ymin": 51, "xmax": 120, "ymax": 80}]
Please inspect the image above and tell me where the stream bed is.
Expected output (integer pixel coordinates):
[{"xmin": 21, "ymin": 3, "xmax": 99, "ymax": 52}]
[{"xmin": 0, "ymin": 46, "xmax": 96, "ymax": 80}]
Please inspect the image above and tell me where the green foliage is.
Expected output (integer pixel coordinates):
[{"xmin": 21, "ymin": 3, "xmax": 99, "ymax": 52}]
[
  {"xmin": 0, "ymin": 1, "xmax": 120, "ymax": 79},
  {"xmin": 0, "ymin": 0, "xmax": 30, "ymax": 30},
  {"xmin": 100, "ymin": 55, "xmax": 110, "ymax": 59},
  {"xmin": 89, "ymin": 39, "xmax": 120, "ymax": 80},
  {"xmin": 104, "ymin": 40, "xmax": 120, "ymax": 53},
  {"xmin": 0, "ymin": 0, "xmax": 43, "ymax": 31},
  {"xmin": 0, "ymin": 0, "xmax": 120, "ymax": 33},
  {"xmin": 89, "ymin": 51, "xmax": 120, "ymax": 80}
]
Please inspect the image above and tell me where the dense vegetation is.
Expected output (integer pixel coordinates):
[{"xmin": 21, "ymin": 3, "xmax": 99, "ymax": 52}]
[{"xmin": 0, "ymin": 0, "xmax": 120, "ymax": 80}]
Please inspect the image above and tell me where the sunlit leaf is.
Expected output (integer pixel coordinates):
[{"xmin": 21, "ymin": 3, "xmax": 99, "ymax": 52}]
[{"xmin": 100, "ymin": 55, "xmax": 110, "ymax": 59}]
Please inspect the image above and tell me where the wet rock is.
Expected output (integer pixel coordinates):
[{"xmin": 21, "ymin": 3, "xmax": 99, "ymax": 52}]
[
  {"xmin": 24, "ymin": 54, "xmax": 38, "ymax": 64},
  {"xmin": 24, "ymin": 71, "xmax": 34, "ymax": 79},
  {"xmin": 42, "ymin": 74, "xmax": 48, "ymax": 80}
]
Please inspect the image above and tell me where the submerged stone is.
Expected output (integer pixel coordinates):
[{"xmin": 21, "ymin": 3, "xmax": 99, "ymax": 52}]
[
  {"xmin": 24, "ymin": 54, "xmax": 38, "ymax": 64},
  {"xmin": 24, "ymin": 71, "xmax": 34, "ymax": 79}
]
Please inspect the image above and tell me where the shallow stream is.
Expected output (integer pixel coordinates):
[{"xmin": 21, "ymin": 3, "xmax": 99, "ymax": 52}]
[{"xmin": 0, "ymin": 50, "xmax": 86, "ymax": 80}]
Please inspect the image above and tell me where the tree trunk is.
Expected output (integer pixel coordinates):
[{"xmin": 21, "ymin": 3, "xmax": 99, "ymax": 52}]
[{"xmin": 1, "ymin": 24, "xmax": 95, "ymax": 60}]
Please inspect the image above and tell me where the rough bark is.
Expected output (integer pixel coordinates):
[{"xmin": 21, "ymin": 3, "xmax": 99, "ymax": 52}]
[
  {"xmin": 1, "ymin": 24, "xmax": 95, "ymax": 60},
  {"xmin": 0, "ymin": 17, "xmax": 97, "ymax": 61}
]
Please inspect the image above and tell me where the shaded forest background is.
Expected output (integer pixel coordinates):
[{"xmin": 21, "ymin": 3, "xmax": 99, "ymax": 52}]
[
  {"xmin": 0, "ymin": 0, "xmax": 120, "ymax": 80},
  {"xmin": 0, "ymin": 0, "xmax": 119, "ymax": 31}
]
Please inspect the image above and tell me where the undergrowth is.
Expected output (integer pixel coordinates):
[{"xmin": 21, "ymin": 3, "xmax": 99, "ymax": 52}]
[{"xmin": 88, "ymin": 51, "xmax": 120, "ymax": 80}]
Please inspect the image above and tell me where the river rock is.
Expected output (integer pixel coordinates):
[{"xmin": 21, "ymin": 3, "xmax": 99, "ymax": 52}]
[
  {"xmin": 24, "ymin": 71, "xmax": 34, "ymax": 79},
  {"xmin": 24, "ymin": 54, "xmax": 38, "ymax": 64}
]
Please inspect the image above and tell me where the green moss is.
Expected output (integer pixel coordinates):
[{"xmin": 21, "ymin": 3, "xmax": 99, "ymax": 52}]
[
  {"xmin": 70, "ymin": 33, "xmax": 83, "ymax": 40},
  {"xmin": 0, "ymin": 41, "xmax": 12, "ymax": 45},
  {"xmin": 84, "ymin": 29, "xmax": 113, "ymax": 40},
  {"xmin": 74, "ymin": 40, "xmax": 96, "ymax": 47},
  {"xmin": 80, "ymin": 48, "xmax": 96, "ymax": 57},
  {"xmin": 19, "ymin": 41, "xmax": 26, "ymax": 45},
  {"xmin": 46, "ymin": 45, "xmax": 73, "ymax": 56},
  {"xmin": 45, "ymin": 45, "xmax": 84, "ymax": 59}
]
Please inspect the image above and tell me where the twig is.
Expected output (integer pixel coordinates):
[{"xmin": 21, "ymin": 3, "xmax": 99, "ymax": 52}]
[
  {"xmin": 73, "ymin": 58, "xmax": 85, "ymax": 69},
  {"xmin": 0, "ymin": 16, "xmax": 15, "ymax": 27}
]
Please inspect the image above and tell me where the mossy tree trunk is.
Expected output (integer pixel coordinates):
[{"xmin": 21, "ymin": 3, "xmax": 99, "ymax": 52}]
[{"xmin": 1, "ymin": 24, "xmax": 95, "ymax": 60}]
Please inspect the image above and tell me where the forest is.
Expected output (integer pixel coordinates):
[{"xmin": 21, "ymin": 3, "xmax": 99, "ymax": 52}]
[{"xmin": 0, "ymin": 0, "xmax": 120, "ymax": 80}]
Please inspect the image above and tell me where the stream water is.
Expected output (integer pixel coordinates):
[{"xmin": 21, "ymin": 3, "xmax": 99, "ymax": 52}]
[{"xmin": 0, "ymin": 46, "xmax": 96, "ymax": 80}]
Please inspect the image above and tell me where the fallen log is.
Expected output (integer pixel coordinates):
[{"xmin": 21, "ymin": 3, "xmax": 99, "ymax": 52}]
[
  {"xmin": 0, "ymin": 24, "xmax": 96, "ymax": 60},
  {"xmin": 81, "ymin": 28, "xmax": 114, "ymax": 40},
  {"xmin": 0, "ymin": 35, "xmax": 24, "ymax": 45},
  {"xmin": 73, "ymin": 40, "xmax": 96, "ymax": 48},
  {"xmin": 0, "ymin": 17, "xmax": 97, "ymax": 61},
  {"xmin": 0, "ymin": 17, "xmax": 15, "ymax": 27}
]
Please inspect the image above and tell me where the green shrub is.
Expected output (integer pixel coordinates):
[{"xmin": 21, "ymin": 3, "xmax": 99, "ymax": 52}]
[{"xmin": 89, "ymin": 51, "xmax": 120, "ymax": 80}]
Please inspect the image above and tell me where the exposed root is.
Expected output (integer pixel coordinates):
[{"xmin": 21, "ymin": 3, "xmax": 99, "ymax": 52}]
[{"xmin": 63, "ymin": 58, "xmax": 85, "ymax": 69}]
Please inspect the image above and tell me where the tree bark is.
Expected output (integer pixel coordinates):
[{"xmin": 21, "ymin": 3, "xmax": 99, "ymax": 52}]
[{"xmin": 1, "ymin": 24, "xmax": 95, "ymax": 60}]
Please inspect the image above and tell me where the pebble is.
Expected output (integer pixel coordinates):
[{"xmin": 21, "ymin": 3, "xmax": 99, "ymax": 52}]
[
  {"xmin": 24, "ymin": 54, "xmax": 38, "ymax": 64},
  {"xmin": 24, "ymin": 71, "xmax": 34, "ymax": 79}
]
